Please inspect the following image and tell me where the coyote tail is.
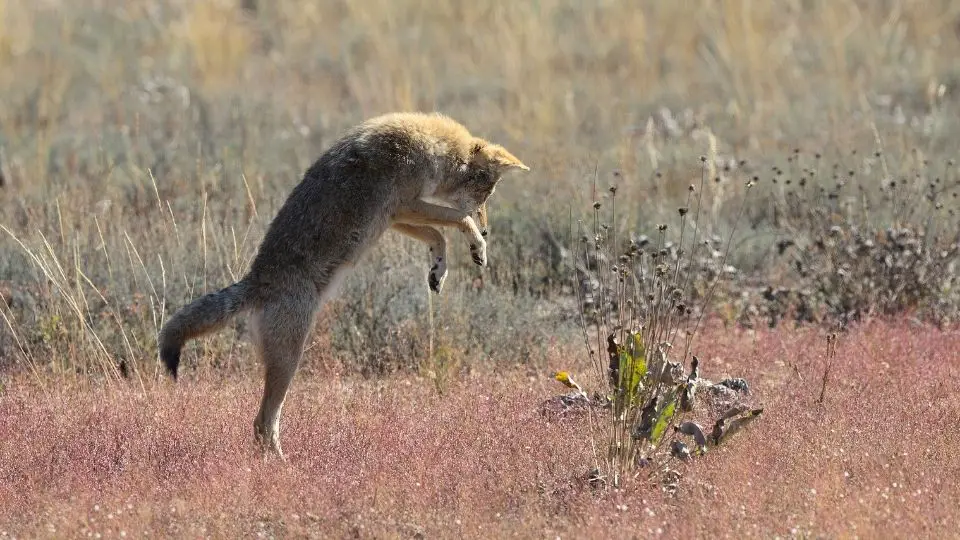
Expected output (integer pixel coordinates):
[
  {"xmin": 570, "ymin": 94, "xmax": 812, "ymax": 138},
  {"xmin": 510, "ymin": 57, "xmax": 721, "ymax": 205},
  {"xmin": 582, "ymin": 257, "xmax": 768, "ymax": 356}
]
[{"xmin": 158, "ymin": 280, "xmax": 253, "ymax": 379}]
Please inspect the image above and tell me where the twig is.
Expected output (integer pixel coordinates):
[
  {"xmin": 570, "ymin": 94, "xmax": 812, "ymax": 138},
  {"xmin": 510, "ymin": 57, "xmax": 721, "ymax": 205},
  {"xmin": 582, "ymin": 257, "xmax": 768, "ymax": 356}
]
[{"xmin": 817, "ymin": 332, "xmax": 837, "ymax": 405}]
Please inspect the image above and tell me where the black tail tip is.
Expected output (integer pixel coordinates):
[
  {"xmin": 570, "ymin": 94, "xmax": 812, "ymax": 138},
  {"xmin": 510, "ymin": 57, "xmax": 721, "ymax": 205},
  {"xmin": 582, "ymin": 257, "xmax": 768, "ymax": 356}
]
[{"xmin": 160, "ymin": 346, "xmax": 181, "ymax": 380}]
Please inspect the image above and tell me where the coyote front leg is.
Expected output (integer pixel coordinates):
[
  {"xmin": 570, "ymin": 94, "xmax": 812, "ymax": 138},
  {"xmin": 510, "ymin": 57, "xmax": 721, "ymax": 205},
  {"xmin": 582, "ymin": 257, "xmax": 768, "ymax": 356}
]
[
  {"xmin": 392, "ymin": 223, "xmax": 448, "ymax": 293},
  {"xmin": 393, "ymin": 200, "xmax": 487, "ymax": 266}
]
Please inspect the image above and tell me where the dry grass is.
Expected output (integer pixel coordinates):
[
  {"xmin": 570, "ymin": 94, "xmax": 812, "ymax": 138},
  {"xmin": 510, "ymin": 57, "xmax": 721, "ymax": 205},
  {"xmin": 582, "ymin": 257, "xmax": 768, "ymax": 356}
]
[
  {"xmin": 2, "ymin": 0, "xmax": 960, "ymax": 536},
  {"xmin": 2, "ymin": 0, "xmax": 958, "ymax": 375},
  {"xmin": 1, "ymin": 322, "xmax": 957, "ymax": 538}
]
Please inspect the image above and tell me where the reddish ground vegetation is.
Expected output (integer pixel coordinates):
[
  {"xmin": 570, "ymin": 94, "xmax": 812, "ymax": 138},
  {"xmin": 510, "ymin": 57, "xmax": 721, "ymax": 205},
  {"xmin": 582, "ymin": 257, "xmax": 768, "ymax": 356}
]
[{"xmin": 1, "ymin": 320, "xmax": 958, "ymax": 538}]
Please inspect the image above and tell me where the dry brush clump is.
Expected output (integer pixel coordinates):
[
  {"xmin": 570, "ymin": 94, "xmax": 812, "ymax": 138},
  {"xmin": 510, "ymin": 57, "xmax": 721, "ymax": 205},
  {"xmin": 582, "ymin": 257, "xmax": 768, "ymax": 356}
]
[
  {"xmin": 540, "ymin": 160, "xmax": 763, "ymax": 489},
  {"xmin": 735, "ymin": 147, "xmax": 960, "ymax": 328}
]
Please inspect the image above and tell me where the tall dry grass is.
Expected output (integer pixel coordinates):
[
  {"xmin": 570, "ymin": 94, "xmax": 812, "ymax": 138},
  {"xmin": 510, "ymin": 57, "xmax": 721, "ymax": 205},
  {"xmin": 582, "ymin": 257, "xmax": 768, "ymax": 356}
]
[{"xmin": 0, "ymin": 0, "xmax": 958, "ymax": 381}]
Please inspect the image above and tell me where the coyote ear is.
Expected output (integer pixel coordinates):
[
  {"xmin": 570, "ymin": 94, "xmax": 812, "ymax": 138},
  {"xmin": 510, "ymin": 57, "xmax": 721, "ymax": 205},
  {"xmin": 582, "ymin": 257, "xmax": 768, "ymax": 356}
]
[
  {"xmin": 471, "ymin": 139, "xmax": 530, "ymax": 172},
  {"xmin": 492, "ymin": 147, "xmax": 530, "ymax": 172}
]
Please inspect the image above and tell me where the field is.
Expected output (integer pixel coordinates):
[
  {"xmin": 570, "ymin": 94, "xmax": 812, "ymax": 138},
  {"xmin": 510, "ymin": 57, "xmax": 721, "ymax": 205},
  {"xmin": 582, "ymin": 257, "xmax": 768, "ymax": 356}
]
[{"xmin": 2, "ymin": 0, "xmax": 960, "ymax": 538}]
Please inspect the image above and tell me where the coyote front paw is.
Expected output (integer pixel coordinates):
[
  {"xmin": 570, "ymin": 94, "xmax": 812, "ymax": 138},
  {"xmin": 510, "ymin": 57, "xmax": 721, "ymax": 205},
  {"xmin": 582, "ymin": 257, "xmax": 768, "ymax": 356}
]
[
  {"xmin": 470, "ymin": 240, "xmax": 487, "ymax": 267},
  {"xmin": 429, "ymin": 257, "xmax": 448, "ymax": 293}
]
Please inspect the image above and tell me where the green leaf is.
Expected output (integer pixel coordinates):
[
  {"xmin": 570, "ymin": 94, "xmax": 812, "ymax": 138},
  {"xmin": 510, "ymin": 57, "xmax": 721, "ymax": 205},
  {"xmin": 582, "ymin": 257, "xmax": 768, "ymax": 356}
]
[
  {"xmin": 630, "ymin": 332, "xmax": 647, "ymax": 378},
  {"xmin": 618, "ymin": 332, "xmax": 647, "ymax": 406},
  {"xmin": 650, "ymin": 401, "xmax": 677, "ymax": 443}
]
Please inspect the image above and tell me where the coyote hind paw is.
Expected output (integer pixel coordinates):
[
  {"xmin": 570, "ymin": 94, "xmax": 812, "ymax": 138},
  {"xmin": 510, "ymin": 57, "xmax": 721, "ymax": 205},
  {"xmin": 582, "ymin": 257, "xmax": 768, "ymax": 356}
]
[{"xmin": 429, "ymin": 262, "xmax": 447, "ymax": 293}]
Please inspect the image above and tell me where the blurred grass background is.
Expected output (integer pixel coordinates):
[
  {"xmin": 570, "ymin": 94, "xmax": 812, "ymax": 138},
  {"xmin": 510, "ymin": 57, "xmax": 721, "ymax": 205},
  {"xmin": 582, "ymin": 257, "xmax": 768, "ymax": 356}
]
[{"xmin": 1, "ymin": 0, "xmax": 958, "ymax": 380}]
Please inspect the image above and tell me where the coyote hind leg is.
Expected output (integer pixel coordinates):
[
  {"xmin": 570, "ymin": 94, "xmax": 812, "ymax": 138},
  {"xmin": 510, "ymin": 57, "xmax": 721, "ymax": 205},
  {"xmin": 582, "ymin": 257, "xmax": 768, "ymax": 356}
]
[
  {"xmin": 250, "ymin": 292, "xmax": 317, "ymax": 460},
  {"xmin": 392, "ymin": 223, "xmax": 448, "ymax": 293}
]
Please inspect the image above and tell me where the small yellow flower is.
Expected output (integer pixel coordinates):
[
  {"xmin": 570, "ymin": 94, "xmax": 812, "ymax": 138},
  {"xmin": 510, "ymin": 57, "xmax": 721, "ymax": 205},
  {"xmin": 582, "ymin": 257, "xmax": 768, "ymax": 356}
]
[{"xmin": 553, "ymin": 371, "xmax": 585, "ymax": 394}]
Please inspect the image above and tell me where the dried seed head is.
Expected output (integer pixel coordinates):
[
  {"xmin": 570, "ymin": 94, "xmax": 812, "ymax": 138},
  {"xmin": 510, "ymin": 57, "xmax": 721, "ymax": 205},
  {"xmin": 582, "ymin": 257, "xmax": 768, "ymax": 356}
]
[
  {"xmin": 593, "ymin": 201, "xmax": 602, "ymax": 209},
  {"xmin": 678, "ymin": 207, "xmax": 689, "ymax": 216}
]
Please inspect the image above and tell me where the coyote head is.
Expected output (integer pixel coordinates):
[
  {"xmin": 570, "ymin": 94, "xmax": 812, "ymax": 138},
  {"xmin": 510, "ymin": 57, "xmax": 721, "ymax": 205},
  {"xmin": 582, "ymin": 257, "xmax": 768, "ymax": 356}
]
[{"xmin": 462, "ymin": 139, "xmax": 529, "ymax": 235}]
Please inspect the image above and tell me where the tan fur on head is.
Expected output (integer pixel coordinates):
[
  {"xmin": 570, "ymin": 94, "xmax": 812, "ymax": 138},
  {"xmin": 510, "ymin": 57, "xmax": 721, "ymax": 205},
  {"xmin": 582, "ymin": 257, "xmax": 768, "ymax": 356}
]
[
  {"xmin": 468, "ymin": 139, "xmax": 529, "ymax": 236},
  {"xmin": 471, "ymin": 140, "xmax": 530, "ymax": 172}
]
